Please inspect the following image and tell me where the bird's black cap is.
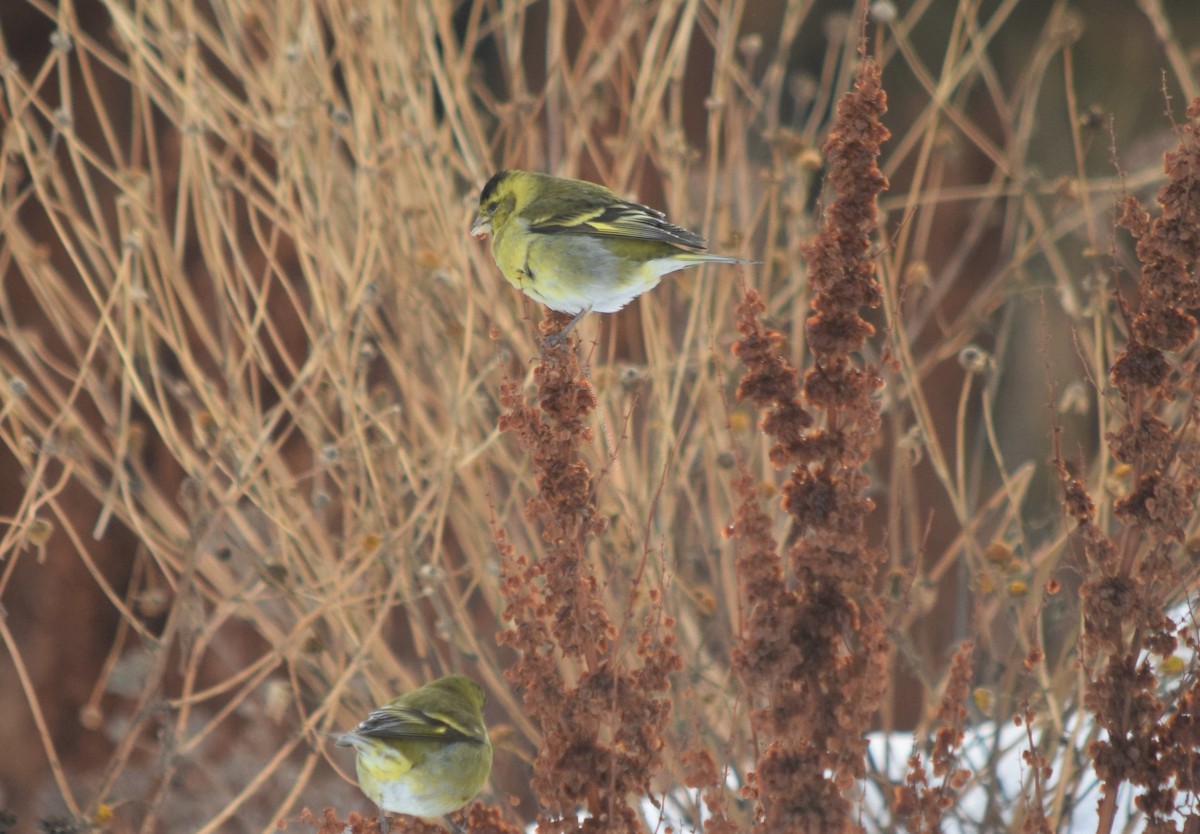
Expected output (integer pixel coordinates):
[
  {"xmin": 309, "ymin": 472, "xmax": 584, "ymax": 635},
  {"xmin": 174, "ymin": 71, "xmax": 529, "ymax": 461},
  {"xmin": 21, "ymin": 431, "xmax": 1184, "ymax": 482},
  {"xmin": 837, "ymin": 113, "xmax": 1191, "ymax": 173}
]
[{"xmin": 479, "ymin": 170, "xmax": 510, "ymax": 203}]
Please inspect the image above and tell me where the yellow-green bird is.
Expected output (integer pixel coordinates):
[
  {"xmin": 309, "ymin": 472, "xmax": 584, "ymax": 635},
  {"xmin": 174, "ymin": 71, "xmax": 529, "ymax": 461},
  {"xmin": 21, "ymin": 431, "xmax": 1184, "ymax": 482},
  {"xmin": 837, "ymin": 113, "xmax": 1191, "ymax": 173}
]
[
  {"xmin": 337, "ymin": 674, "xmax": 492, "ymax": 831},
  {"xmin": 470, "ymin": 170, "xmax": 746, "ymax": 330}
]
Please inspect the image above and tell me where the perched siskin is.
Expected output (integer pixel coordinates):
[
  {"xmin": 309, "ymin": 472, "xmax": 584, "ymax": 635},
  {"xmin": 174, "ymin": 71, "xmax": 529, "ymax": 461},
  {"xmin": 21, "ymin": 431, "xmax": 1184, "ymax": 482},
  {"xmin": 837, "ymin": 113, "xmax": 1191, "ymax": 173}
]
[
  {"xmin": 470, "ymin": 170, "xmax": 747, "ymax": 329},
  {"xmin": 337, "ymin": 674, "xmax": 492, "ymax": 830}
]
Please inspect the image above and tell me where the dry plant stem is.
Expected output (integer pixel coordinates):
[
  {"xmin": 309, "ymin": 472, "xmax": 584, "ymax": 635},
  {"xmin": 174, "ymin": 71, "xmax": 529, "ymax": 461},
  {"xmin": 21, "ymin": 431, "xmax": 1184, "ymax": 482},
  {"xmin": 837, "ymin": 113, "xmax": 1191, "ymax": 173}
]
[
  {"xmin": 1060, "ymin": 98, "xmax": 1200, "ymax": 834},
  {"xmin": 497, "ymin": 312, "xmax": 680, "ymax": 834},
  {"xmin": 730, "ymin": 58, "xmax": 890, "ymax": 834},
  {"xmin": 1017, "ymin": 706, "xmax": 1052, "ymax": 834},
  {"xmin": 0, "ymin": 611, "xmax": 82, "ymax": 819},
  {"xmin": 893, "ymin": 641, "xmax": 974, "ymax": 834}
]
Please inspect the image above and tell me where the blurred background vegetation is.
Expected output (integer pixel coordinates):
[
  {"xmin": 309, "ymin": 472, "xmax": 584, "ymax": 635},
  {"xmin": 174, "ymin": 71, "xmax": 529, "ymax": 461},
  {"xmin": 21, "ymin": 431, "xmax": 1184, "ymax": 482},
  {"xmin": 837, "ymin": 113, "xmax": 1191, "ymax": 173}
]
[{"xmin": 1, "ymin": 0, "xmax": 1198, "ymax": 831}]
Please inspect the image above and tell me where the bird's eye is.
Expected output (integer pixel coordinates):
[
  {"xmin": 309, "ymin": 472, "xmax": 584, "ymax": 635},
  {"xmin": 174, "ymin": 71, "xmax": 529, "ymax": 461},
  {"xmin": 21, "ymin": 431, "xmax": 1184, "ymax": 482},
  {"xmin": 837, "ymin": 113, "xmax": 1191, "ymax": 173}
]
[{"xmin": 484, "ymin": 202, "xmax": 496, "ymax": 215}]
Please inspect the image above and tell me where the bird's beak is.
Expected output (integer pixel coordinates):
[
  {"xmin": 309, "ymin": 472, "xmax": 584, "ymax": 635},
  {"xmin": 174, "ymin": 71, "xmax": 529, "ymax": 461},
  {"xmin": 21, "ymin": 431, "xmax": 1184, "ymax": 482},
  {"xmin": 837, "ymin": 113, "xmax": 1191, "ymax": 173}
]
[{"xmin": 469, "ymin": 214, "xmax": 491, "ymax": 240}]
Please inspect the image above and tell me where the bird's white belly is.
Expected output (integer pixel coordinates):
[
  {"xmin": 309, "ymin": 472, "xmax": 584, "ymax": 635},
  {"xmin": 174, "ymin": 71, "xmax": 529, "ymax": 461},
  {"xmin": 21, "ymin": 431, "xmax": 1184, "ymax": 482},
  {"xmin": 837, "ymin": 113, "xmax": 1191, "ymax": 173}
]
[
  {"xmin": 355, "ymin": 741, "xmax": 488, "ymax": 818},
  {"xmin": 523, "ymin": 234, "xmax": 663, "ymax": 315},
  {"xmin": 375, "ymin": 777, "xmax": 465, "ymax": 818}
]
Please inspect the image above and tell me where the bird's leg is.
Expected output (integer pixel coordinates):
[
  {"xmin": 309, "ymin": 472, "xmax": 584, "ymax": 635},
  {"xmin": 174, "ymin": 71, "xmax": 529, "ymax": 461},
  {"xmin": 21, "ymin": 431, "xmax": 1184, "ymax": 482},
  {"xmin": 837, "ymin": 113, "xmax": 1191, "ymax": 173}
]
[
  {"xmin": 378, "ymin": 807, "xmax": 390, "ymax": 834},
  {"xmin": 543, "ymin": 307, "xmax": 590, "ymax": 350}
]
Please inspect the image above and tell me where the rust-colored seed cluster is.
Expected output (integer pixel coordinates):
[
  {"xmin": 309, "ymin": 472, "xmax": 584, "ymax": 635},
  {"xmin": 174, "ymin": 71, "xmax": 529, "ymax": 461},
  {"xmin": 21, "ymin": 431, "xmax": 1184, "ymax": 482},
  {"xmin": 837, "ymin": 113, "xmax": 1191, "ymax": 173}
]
[
  {"xmin": 1060, "ymin": 97, "xmax": 1200, "ymax": 830},
  {"xmin": 730, "ymin": 60, "xmax": 891, "ymax": 833},
  {"xmin": 893, "ymin": 642, "xmax": 974, "ymax": 832},
  {"xmin": 497, "ymin": 313, "xmax": 680, "ymax": 833}
]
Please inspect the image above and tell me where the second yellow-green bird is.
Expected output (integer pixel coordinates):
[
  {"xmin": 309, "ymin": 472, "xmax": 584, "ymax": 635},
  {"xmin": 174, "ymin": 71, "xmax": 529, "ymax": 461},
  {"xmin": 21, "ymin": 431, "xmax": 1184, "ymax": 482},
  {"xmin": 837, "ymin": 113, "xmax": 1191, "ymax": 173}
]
[
  {"xmin": 337, "ymin": 674, "xmax": 492, "ymax": 831},
  {"xmin": 470, "ymin": 169, "xmax": 746, "ymax": 329}
]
